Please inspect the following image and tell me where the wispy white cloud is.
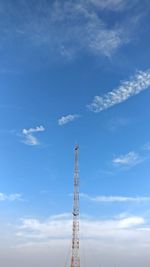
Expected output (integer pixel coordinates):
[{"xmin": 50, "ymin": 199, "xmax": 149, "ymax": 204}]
[
  {"xmin": 0, "ymin": 0, "xmax": 142, "ymax": 63},
  {"xmin": 80, "ymin": 193, "xmax": 150, "ymax": 203},
  {"xmin": 17, "ymin": 214, "xmax": 72, "ymax": 240},
  {"xmin": 22, "ymin": 125, "xmax": 45, "ymax": 145},
  {"xmin": 0, "ymin": 193, "xmax": 22, "ymax": 201},
  {"xmin": 117, "ymin": 216, "xmax": 144, "ymax": 229},
  {"xmin": 88, "ymin": 0, "xmax": 127, "ymax": 11},
  {"xmin": 58, "ymin": 114, "xmax": 79, "ymax": 126},
  {"xmin": 16, "ymin": 213, "xmax": 147, "ymax": 242},
  {"xmin": 32, "ymin": 1, "xmax": 127, "ymax": 58},
  {"xmin": 88, "ymin": 70, "xmax": 150, "ymax": 112},
  {"xmin": 143, "ymin": 142, "xmax": 150, "ymax": 151},
  {"xmin": 106, "ymin": 116, "xmax": 130, "ymax": 132},
  {"xmin": 113, "ymin": 151, "xmax": 141, "ymax": 166}
]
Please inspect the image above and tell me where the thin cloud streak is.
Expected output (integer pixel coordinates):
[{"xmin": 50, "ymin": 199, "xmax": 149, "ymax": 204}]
[
  {"xmin": 88, "ymin": 0, "xmax": 127, "ymax": 11},
  {"xmin": 80, "ymin": 193, "xmax": 150, "ymax": 203},
  {"xmin": 0, "ymin": 0, "xmax": 139, "ymax": 62},
  {"xmin": 88, "ymin": 70, "xmax": 150, "ymax": 112},
  {"xmin": 22, "ymin": 125, "xmax": 45, "ymax": 145},
  {"xmin": 113, "ymin": 151, "xmax": 141, "ymax": 166},
  {"xmin": 143, "ymin": 142, "xmax": 150, "ymax": 151},
  {"xmin": 58, "ymin": 114, "xmax": 79, "ymax": 126},
  {"xmin": 0, "ymin": 192, "xmax": 22, "ymax": 201}
]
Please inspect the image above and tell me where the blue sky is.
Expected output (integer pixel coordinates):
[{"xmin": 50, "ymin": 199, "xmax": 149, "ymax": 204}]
[{"xmin": 0, "ymin": 0, "xmax": 150, "ymax": 266}]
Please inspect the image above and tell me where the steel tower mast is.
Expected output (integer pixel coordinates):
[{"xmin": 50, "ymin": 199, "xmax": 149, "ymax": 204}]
[{"xmin": 70, "ymin": 145, "xmax": 80, "ymax": 267}]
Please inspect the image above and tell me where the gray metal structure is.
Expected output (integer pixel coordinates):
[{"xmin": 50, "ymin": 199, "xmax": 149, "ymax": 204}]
[{"xmin": 70, "ymin": 145, "xmax": 80, "ymax": 267}]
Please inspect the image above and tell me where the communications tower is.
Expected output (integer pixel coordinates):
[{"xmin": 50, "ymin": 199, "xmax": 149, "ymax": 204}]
[{"xmin": 70, "ymin": 145, "xmax": 80, "ymax": 267}]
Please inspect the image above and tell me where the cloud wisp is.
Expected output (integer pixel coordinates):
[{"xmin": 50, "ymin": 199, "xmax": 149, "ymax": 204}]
[
  {"xmin": 17, "ymin": 213, "xmax": 72, "ymax": 240},
  {"xmin": 143, "ymin": 142, "xmax": 150, "ymax": 151},
  {"xmin": 22, "ymin": 125, "xmax": 45, "ymax": 146},
  {"xmin": 16, "ymin": 212, "xmax": 148, "ymax": 242},
  {"xmin": 58, "ymin": 114, "xmax": 79, "ymax": 126},
  {"xmin": 113, "ymin": 151, "xmax": 141, "ymax": 167},
  {"xmin": 88, "ymin": 70, "xmax": 150, "ymax": 112},
  {"xmin": 80, "ymin": 193, "xmax": 150, "ymax": 203},
  {"xmin": 88, "ymin": 0, "xmax": 127, "ymax": 11},
  {"xmin": 0, "ymin": 0, "xmax": 141, "ymax": 63},
  {"xmin": 0, "ymin": 193, "xmax": 22, "ymax": 201}
]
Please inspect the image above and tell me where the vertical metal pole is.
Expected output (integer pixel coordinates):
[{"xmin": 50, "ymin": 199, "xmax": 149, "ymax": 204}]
[{"xmin": 70, "ymin": 145, "xmax": 80, "ymax": 267}]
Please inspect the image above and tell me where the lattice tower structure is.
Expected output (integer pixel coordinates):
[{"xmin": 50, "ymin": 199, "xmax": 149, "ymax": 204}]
[{"xmin": 70, "ymin": 145, "xmax": 80, "ymax": 267}]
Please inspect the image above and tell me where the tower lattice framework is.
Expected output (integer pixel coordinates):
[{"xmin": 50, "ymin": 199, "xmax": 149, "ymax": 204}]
[{"xmin": 70, "ymin": 145, "xmax": 80, "ymax": 267}]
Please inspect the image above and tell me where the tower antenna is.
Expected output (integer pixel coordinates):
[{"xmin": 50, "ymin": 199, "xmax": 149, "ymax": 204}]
[{"xmin": 70, "ymin": 144, "xmax": 80, "ymax": 267}]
